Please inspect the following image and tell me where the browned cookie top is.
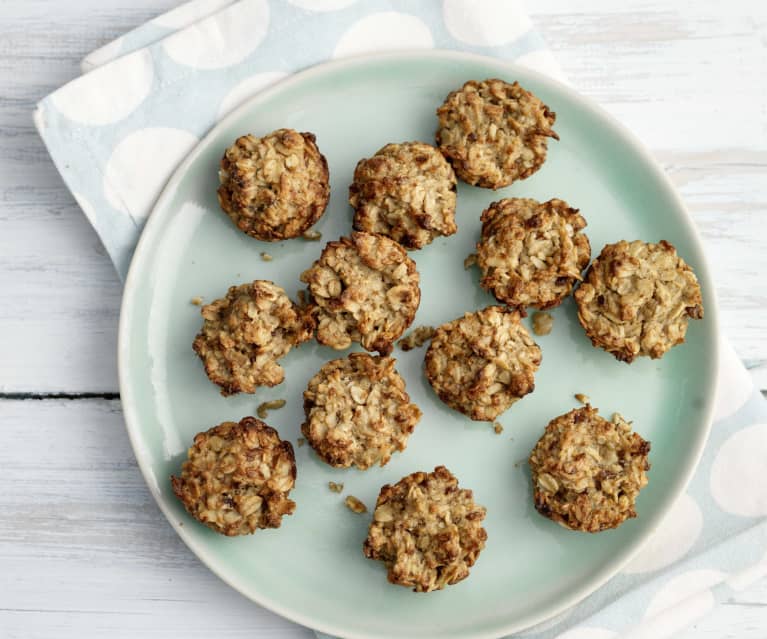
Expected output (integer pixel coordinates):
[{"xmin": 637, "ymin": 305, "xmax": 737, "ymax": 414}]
[
  {"xmin": 350, "ymin": 141, "xmax": 457, "ymax": 249},
  {"xmin": 302, "ymin": 352, "xmax": 421, "ymax": 470},
  {"xmin": 436, "ymin": 79, "xmax": 558, "ymax": 189},
  {"xmin": 425, "ymin": 306, "xmax": 541, "ymax": 421},
  {"xmin": 363, "ymin": 466, "xmax": 487, "ymax": 592},
  {"xmin": 477, "ymin": 197, "xmax": 591, "ymax": 309},
  {"xmin": 171, "ymin": 417, "xmax": 297, "ymax": 536},
  {"xmin": 217, "ymin": 128, "xmax": 330, "ymax": 241},
  {"xmin": 529, "ymin": 406, "xmax": 651, "ymax": 532},
  {"xmin": 574, "ymin": 240, "xmax": 704, "ymax": 362},
  {"xmin": 300, "ymin": 232, "xmax": 421, "ymax": 355},
  {"xmin": 193, "ymin": 280, "xmax": 314, "ymax": 395}
]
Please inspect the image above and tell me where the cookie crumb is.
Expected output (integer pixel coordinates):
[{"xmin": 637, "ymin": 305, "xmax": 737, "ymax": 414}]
[
  {"xmin": 574, "ymin": 393, "xmax": 590, "ymax": 405},
  {"xmin": 328, "ymin": 481, "xmax": 344, "ymax": 493},
  {"xmin": 191, "ymin": 296, "xmax": 203, "ymax": 306},
  {"xmin": 257, "ymin": 399, "xmax": 286, "ymax": 419},
  {"xmin": 397, "ymin": 326, "xmax": 436, "ymax": 351},
  {"xmin": 463, "ymin": 253, "xmax": 477, "ymax": 270},
  {"xmin": 345, "ymin": 495, "xmax": 367, "ymax": 514},
  {"xmin": 260, "ymin": 252, "xmax": 273, "ymax": 262},
  {"xmin": 532, "ymin": 311, "xmax": 554, "ymax": 336},
  {"xmin": 302, "ymin": 229, "xmax": 322, "ymax": 241},
  {"xmin": 493, "ymin": 422, "xmax": 504, "ymax": 435},
  {"xmin": 296, "ymin": 437, "xmax": 306, "ymax": 447}
]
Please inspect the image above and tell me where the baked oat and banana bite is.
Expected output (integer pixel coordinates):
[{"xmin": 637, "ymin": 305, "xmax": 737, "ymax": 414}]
[
  {"xmin": 435, "ymin": 78, "xmax": 558, "ymax": 189},
  {"xmin": 217, "ymin": 128, "xmax": 330, "ymax": 241},
  {"xmin": 529, "ymin": 406, "xmax": 651, "ymax": 532},
  {"xmin": 300, "ymin": 231, "xmax": 420, "ymax": 355},
  {"xmin": 477, "ymin": 198, "xmax": 590, "ymax": 309},
  {"xmin": 363, "ymin": 466, "xmax": 487, "ymax": 592},
  {"xmin": 350, "ymin": 142, "xmax": 457, "ymax": 249},
  {"xmin": 574, "ymin": 240, "xmax": 704, "ymax": 363},
  {"xmin": 425, "ymin": 306, "xmax": 541, "ymax": 421},
  {"xmin": 302, "ymin": 352, "xmax": 421, "ymax": 470},
  {"xmin": 171, "ymin": 417, "xmax": 297, "ymax": 536},
  {"xmin": 193, "ymin": 280, "xmax": 314, "ymax": 396}
]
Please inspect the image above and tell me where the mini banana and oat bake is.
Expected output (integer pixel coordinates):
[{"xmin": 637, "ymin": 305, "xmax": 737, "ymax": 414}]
[
  {"xmin": 217, "ymin": 128, "xmax": 330, "ymax": 241},
  {"xmin": 193, "ymin": 280, "xmax": 314, "ymax": 396},
  {"xmin": 435, "ymin": 78, "xmax": 558, "ymax": 189},
  {"xmin": 574, "ymin": 240, "xmax": 703, "ymax": 363},
  {"xmin": 349, "ymin": 141, "xmax": 457, "ymax": 249},
  {"xmin": 529, "ymin": 406, "xmax": 650, "ymax": 532},
  {"xmin": 425, "ymin": 306, "xmax": 541, "ymax": 421},
  {"xmin": 363, "ymin": 466, "xmax": 487, "ymax": 592},
  {"xmin": 171, "ymin": 417, "xmax": 297, "ymax": 536},
  {"xmin": 302, "ymin": 352, "xmax": 421, "ymax": 470},
  {"xmin": 300, "ymin": 231, "xmax": 421, "ymax": 355},
  {"xmin": 477, "ymin": 198, "xmax": 591, "ymax": 309}
]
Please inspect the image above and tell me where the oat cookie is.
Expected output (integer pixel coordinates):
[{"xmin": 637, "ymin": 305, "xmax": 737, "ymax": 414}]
[
  {"xmin": 529, "ymin": 406, "xmax": 651, "ymax": 532},
  {"xmin": 574, "ymin": 240, "xmax": 704, "ymax": 362},
  {"xmin": 193, "ymin": 280, "xmax": 314, "ymax": 396},
  {"xmin": 217, "ymin": 128, "xmax": 330, "ymax": 241},
  {"xmin": 350, "ymin": 142, "xmax": 457, "ymax": 249},
  {"xmin": 300, "ymin": 232, "xmax": 420, "ymax": 355},
  {"xmin": 171, "ymin": 417, "xmax": 297, "ymax": 536},
  {"xmin": 425, "ymin": 306, "xmax": 541, "ymax": 421},
  {"xmin": 477, "ymin": 198, "xmax": 590, "ymax": 309},
  {"xmin": 302, "ymin": 353, "xmax": 421, "ymax": 469},
  {"xmin": 363, "ymin": 466, "xmax": 487, "ymax": 592},
  {"xmin": 435, "ymin": 79, "xmax": 558, "ymax": 189}
]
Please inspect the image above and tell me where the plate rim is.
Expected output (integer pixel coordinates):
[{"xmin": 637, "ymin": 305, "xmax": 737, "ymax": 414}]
[{"xmin": 118, "ymin": 48, "xmax": 720, "ymax": 639}]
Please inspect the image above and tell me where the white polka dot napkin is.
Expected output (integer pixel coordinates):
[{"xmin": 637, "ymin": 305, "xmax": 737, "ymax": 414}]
[{"xmin": 33, "ymin": 2, "xmax": 767, "ymax": 637}]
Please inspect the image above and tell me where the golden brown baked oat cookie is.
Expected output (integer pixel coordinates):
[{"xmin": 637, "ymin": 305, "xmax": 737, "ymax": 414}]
[
  {"xmin": 300, "ymin": 231, "xmax": 420, "ymax": 355},
  {"xmin": 350, "ymin": 142, "xmax": 457, "ymax": 249},
  {"xmin": 217, "ymin": 128, "xmax": 330, "ymax": 241},
  {"xmin": 171, "ymin": 417, "xmax": 297, "ymax": 536},
  {"xmin": 574, "ymin": 240, "xmax": 704, "ymax": 363},
  {"xmin": 528, "ymin": 406, "xmax": 650, "ymax": 532},
  {"xmin": 424, "ymin": 306, "xmax": 541, "ymax": 421},
  {"xmin": 363, "ymin": 466, "xmax": 487, "ymax": 592},
  {"xmin": 302, "ymin": 352, "xmax": 421, "ymax": 470},
  {"xmin": 193, "ymin": 280, "xmax": 314, "ymax": 396},
  {"xmin": 477, "ymin": 198, "xmax": 590, "ymax": 309},
  {"xmin": 435, "ymin": 78, "xmax": 558, "ymax": 189}
]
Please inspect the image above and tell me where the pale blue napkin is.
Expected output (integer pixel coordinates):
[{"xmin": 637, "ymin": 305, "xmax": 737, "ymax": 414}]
[{"xmin": 34, "ymin": 2, "xmax": 767, "ymax": 637}]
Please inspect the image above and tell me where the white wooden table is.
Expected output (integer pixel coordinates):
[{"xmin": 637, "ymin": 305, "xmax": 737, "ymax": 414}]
[{"xmin": 1, "ymin": 1, "xmax": 765, "ymax": 637}]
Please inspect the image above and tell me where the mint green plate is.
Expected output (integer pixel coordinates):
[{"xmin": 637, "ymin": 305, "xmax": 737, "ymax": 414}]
[{"xmin": 119, "ymin": 51, "xmax": 718, "ymax": 639}]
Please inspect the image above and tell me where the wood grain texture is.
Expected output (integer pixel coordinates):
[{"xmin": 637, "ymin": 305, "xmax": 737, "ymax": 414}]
[{"xmin": 0, "ymin": 1, "xmax": 765, "ymax": 638}]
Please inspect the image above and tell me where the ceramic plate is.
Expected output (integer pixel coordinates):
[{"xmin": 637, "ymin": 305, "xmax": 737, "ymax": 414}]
[{"xmin": 119, "ymin": 51, "xmax": 718, "ymax": 639}]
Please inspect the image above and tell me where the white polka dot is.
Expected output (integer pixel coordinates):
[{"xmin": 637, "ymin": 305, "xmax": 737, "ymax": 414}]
[
  {"xmin": 443, "ymin": 0, "xmax": 531, "ymax": 46},
  {"xmin": 288, "ymin": 0, "xmax": 358, "ymax": 10},
  {"xmin": 162, "ymin": 0, "xmax": 269, "ymax": 69},
  {"xmin": 713, "ymin": 338, "xmax": 753, "ymax": 421},
  {"xmin": 554, "ymin": 627, "xmax": 616, "ymax": 639},
  {"xmin": 642, "ymin": 570, "xmax": 725, "ymax": 638},
  {"xmin": 333, "ymin": 12, "xmax": 433, "ymax": 59},
  {"xmin": 217, "ymin": 72, "xmax": 288, "ymax": 120},
  {"xmin": 103, "ymin": 128, "xmax": 199, "ymax": 222},
  {"xmin": 81, "ymin": 35, "xmax": 127, "ymax": 72},
  {"xmin": 727, "ymin": 548, "xmax": 767, "ymax": 591},
  {"xmin": 622, "ymin": 493, "xmax": 702, "ymax": 574},
  {"xmin": 514, "ymin": 49, "xmax": 569, "ymax": 85},
  {"xmin": 52, "ymin": 49, "xmax": 153, "ymax": 125},
  {"xmin": 151, "ymin": 0, "xmax": 232, "ymax": 29},
  {"xmin": 711, "ymin": 422, "xmax": 767, "ymax": 516}
]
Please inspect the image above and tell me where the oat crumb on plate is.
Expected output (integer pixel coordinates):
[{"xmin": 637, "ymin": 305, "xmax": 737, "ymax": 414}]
[
  {"xmin": 397, "ymin": 325, "xmax": 436, "ymax": 351},
  {"xmin": 302, "ymin": 229, "xmax": 322, "ymax": 241},
  {"xmin": 260, "ymin": 252, "xmax": 273, "ymax": 262},
  {"xmin": 493, "ymin": 422, "xmax": 504, "ymax": 434},
  {"xmin": 257, "ymin": 399, "xmax": 286, "ymax": 419},
  {"xmin": 532, "ymin": 311, "xmax": 554, "ymax": 336},
  {"xmin": 574, "ymin": 393, "xmax": 589, "ymax": 405},
  {"xmin": 296, "ymin": 437, "xmax": 306, "ymax": 447},
  {"xmin": 328, "ymin": 481, "xmax": 344, "ymax": 493},
  {"xmin": 463, "ymin": 253, "xmax": 477, "ymax": 270},
  {"xmin": 345, "ymin": 495, "xmax": 368, "ymax": 514},
  {"xmin": 191, "ymin": 296, "xmax": 203, "ymax": 306}
]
